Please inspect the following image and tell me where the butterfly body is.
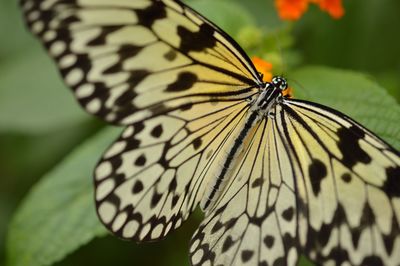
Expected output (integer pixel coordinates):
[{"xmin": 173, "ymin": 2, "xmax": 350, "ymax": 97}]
[
  {"xmin": 21, "ymin": 0, "xmax": 400, "ymax": 265},
  {"xmin": 200, "ymin": 110, "xmax": 258, "ymax": 212},
  {"xmin": 201, "ymin": 76, "xmax": 289, "ymax": 212}
]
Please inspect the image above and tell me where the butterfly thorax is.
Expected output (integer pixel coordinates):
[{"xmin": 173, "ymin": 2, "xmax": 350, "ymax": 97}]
[
  {"xmin": 252, "ymin": 84, "xmax": 282, "ymax": 117},
  {"xmin": 252, "ymin": 76, "xmax": 288, "ymax": 118},
  {"xmin": 200, "ymin": 77, "xmax": 288, "ymax": 213}
]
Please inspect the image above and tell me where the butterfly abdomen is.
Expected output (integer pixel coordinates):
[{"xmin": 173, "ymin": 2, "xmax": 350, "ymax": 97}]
[{"xmin": 200, "ymin": 111, "xmax": 259, "ymax": 212}]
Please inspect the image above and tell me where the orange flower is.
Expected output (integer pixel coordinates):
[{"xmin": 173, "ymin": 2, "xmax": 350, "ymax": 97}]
[
  {"xmin": 251, "ymin": 56, "xmax": 294, "ymax": 98},
  {"xmin": 275, "ymin": 0, "xmax": 344, "ymax": 20},
  {"xmin": 283, "ymin": 87, "xmax": 294, "ymax": 98},
  {"xmin": 252, "ymin": 56, "xmax": 274, "ymax": 82},
  {"xmin": 275, "ymin": 0, "xmax": 309, "ymax": 21},
  {"xmin": 313, "ymin": 0, "xmax": 345, "ymax": 19}
]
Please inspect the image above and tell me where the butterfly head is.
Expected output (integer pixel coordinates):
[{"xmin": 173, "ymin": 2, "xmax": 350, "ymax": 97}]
[{"xmin": 271, "ymin": 76, "xmax": 288, "ymax": 92}]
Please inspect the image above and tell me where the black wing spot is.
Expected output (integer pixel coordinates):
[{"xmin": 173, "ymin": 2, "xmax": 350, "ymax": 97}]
[
  {"xmin": 341, "ymin": 173, "xmax": 352, "ymax": 183},
  {"xmin": 132, "ymin": 181, "xmax": 144, "ymax": 194},
  {"xmin": 134, "ymin": 154, "xmax": 146, "ymax": 166},
  {"xmin": 193, "ymin": 137, "xmax": 202, "ymax": 150},
  {"xmin": 361, "ymin": 256, "xmax": 384, "ymax": 266},
  {"xmin": 384, "ymin": 166, "xmax": 400, "ymax": 197},
  {"xmin": 309, "ymin": 159, "xmax": 327, "ymax": 196},
  {"xmin": 337, "ymin": 126, "xmax": 371, "ymax": 168},
  {"xmin": 273, "ymin": 257, "xmax": 285, "ymax": 266},
  {"xmin": 251, "ymin": 177, "xmax": 263, "ymax": 188},
  {"xmin": 132, "ymin": 120, "xmax": 145, "ymax": 135},
  {"xmin": 351, "ymin": 227, "xmax": 362, "ymax": 249},
  {"xmin": 211, "ymin": 221, "xmax": 223, "ymax": 234},
  {"xmin": 263, "ymin": 235, "xmax": 275, "ymax": 248},
  {"xmin": 118, "ymin": 44, "xmax": 143, "ymax": 58},
  {"xmin": 282, "ymin": 233, "xmax": 296, "ymax": 248},
  {"xmin": 318, "ymin": 223, "xmax": 332, "ymax": 247},
  {"xmin": 222, "ymin": 236, "xmax": 234, "ymax": 253},
  {"xmin": 125, "ymin": 138, "xmax": 141, "ymax": 150},
  {"xmin": 328, "ymin": 247, "xmax": 349, "ymax": 265},
  {"xmin": 282, "ymin": 206, "xmax": 294, "ymax": 221},
  {"xmin": 225, "ymin": 218, "xmax": 236, "ymax": 230},
  {"xmin": 168, "ymin": 178, "xmax": 177, "ymax": 191},
  {"xmin": 179, "ymin": 102, "xmax": 193, "ymax": 111},
  {"xmin": 241, "ymin": 250, "xmax": 254, "ymax": 263},
  {"xmin": 360, "ymin": 203, "xmax": 375, "ymax": 226},
  {"xmin": 151, "ymin": 192, "xmax": 162, "ymax": 208},
  {"xmin": 151, "ymin": 124, "xmax": 163, "ymax": 138},
  {"xmin": 165, "ymin": 71, "xmax": 197, "ymax": 92},
  {"xmin": 163, "ymin": 49, "xmax": 177, "ymax": 61},
  {"xmin": 383, "ymin": 218, "xmax": 397, "ymax": 255},
  {"xmin": 114, "ymin": 70, "xmax": 149, "ymax": 107},
  {"xmin": 171, "ymin": 195, "xmax": 179, "ymax": 208},
  {"xmin": 108, "ymin": 156, "xmax": 123, "ymax": 172},
  {"xmin": 136, "ymin": 2, "xmax": 167, "ymax": 27},
  {"xmin": 178, "ymin": 23, "xmax": 216, "ymax": 53},
  {"xmin": 149, "ymin": 103, "xmax": 168, "ymax": 115}
]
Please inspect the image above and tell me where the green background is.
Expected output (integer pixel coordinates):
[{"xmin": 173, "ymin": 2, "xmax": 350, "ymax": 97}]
[{"xmin": 1, "ymin": 0, "xmax": 399, "ymax": 265}]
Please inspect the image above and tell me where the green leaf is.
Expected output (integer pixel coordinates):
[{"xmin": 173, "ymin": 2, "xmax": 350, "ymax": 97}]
[
  {"xmin": 6, "ymin": 127, "xmax": 121, "ymax": 266},
  {"xmin": 187, "ymin": 0, "xmax": 255, "ymax": 37},
  {"xmin": 0, "ymin": 0, "xmax": 32, "ymax": 59},
  {"xmin": 0, "ymin": 0, "xmax": 90, "ymax": 134},
  {"xmin": 298, "ymin": 256, "xmax": 315, "ymax": 266},
  {"xmin": 294, "ymin": 0, "xmax": 400, "ymax": 74},
  {"xmin": 0, "ymin": 50, "xmax": 89, "ymax": 134},
  {"xmin": 289, "ymin": 66, "xmax": 400, "ymax": 149}
]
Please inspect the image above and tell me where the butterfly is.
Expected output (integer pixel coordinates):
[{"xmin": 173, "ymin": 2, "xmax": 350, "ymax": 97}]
[{"xmin": 21, "ymin": 0, "xmax": 400, "ymax": 265}]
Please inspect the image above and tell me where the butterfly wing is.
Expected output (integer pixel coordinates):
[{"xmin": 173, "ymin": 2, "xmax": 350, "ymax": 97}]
[
  {"xmin": 190, "ymin": 115, "xmax": 300, "ymax": 266},
  {"xmin": 20, "ymin": 0, "xmax": 260, "ymax": 125},
  {"xmin": 21, "ymin": 0, "xmax": 264, "ymax": 241},
  {"xmin": 281, "ymin": 99, "xmax": 400, "ymax": 265},
  {"xmin": 95, "ymin": 100, "xmax": 258, "ymax": 241},
  {"xmin": 190, "ymin": 99, "xmax": 400, "ymax": 265},
  {"xmin": 21, "ymin": 0, "xmax": 400, "ymax": 262}
]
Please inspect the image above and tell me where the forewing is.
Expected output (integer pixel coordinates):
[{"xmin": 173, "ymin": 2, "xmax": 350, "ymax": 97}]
[
  {"xmin": 20, "ymin": 0, "xmax": 260, "ymax": 125},
  {"xmin": 190, "ymin": 117, "xmax": 300, "ymax": 266},
  {"xmin": 280, "ymin": 99, "xmax": 400, "ymax": 266},
  {"xmin": 95, "ymin": 100, "xmax": 254, "ymax": 241}
]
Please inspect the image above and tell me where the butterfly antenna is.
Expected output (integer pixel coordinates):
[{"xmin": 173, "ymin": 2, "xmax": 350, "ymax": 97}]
[
  {"xmin": 271, "ymin": 22, "xmax": 310, "ymax": 99},
  {"xmin": 286, "ymin": 77, "xmax": 312, "ymax": 99},
  {"xmin": 273, "ymin": 29, "xmax": 287, "ymax": 77}
]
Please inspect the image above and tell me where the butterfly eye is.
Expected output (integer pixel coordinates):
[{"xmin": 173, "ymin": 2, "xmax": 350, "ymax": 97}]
[{"xmin": 272, "ymin": 76, "xmax": 288, "ymax": 91}]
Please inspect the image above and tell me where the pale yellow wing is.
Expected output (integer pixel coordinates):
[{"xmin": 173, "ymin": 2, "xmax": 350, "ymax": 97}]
[
  {"xmin": 20, "ymin": 0, "xmax": 261, "ymax": 125},
  {"xmin": 21, "ymin": 0, "xmax": 264, "ymax": 242},
  {"xmin": 281, "ymin": 99, "xmax": 400, "ymax": 266},
  {"xmin": 95, "ymin": 100, "xmax": 256, "ymax": 241},
  {"xmin": 190, "ymin": 116, "xmax": 299, "ymax": 266},
  {"xmin": 190, "ymin": 98, "xmax": 400, "ymax": 266}
]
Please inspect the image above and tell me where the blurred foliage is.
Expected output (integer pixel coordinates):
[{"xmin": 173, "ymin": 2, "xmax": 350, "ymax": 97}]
[{"xmin": 0, "ymin": 0, "xmax": 399, "ymax": 265}]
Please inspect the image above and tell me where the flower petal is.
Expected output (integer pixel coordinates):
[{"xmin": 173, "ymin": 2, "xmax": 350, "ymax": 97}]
[{"xmin": 275, "ymin": 0, "xmax": 309, "ymax": 20}]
